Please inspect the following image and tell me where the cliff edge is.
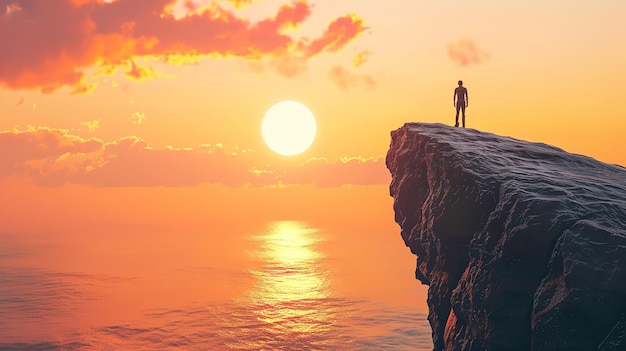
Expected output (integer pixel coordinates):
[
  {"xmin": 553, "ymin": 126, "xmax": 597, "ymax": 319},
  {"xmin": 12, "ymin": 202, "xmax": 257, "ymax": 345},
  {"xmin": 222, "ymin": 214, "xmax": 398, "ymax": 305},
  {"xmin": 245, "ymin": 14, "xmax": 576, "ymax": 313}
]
[{"xmin": 386, "ymin": 123, "xmax": 626, "ymax": 350}]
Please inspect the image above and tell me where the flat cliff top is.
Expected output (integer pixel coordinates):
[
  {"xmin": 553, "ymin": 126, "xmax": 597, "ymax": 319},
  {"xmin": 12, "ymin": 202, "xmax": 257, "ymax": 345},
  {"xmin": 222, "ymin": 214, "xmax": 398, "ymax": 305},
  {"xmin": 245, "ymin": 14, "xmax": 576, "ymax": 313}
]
[
  {"xmin": 402, "ymin": 122, "xmax": 624, "ymax": 188},
  {"xmin": 393, "ymin": 122, "xmax": 626, "ymax": 235}
]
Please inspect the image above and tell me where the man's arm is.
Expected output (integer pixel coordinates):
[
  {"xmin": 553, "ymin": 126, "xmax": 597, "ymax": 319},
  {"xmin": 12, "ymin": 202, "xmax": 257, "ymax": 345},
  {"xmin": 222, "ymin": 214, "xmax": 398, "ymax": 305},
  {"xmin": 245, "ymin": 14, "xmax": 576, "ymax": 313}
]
[
  {"xmin": 453, "ymin": 89, "xmax": 457, "ymax": 106},
  {"xmin": 465, "ymin": 89, "xmax": 469, "ymax": 107}
]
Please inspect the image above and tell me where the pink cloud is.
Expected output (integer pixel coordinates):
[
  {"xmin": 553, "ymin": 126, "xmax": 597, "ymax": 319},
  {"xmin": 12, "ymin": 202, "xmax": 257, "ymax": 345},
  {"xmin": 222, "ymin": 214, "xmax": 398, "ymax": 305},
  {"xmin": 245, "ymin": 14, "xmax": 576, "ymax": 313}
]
[
  {"xmin": 447, "ymin": 38, "xmax": 489, "ymax": 66},
  {"xmin": 125, "ymin": 60, "xmax": 159, "ymax": 81},
  {"xmin": 280, "ymin": 156, "xmax": 389, "ymax": 187},
  {"xmin": 304, "ymin": 14, "xmax": 368, "ymax": 58},
  {"xmin": 0, "ymin": 0, "xmax": 368, "ymax": 93},
  {"xmin": 0, "ymin": 127, "xmax": 103, "ymax": 176},
  {"xmin": 79, "ymin": 119, "xmax": 101, "ymax": 132},
  {"xmin": 0, "ymin": 128, "xmax": 388, "ymax": 187},
  {"xmin": 329, "ymin": 65, "xmax": 375, "ymax": 90}
]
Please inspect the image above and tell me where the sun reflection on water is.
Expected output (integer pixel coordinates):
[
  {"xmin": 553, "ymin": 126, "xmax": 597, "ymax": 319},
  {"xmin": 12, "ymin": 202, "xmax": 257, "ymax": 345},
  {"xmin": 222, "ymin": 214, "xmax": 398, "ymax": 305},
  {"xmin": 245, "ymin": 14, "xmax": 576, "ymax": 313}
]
[
  {"xmin": 214, "ymin": 221, "xmax": 429, "ymax": 350},
  {"xmin": 251, "ymin": 221, "xmax": 328, "ymax": 303},
  {"xmin": 242, "ymin": 221, "xmax": 335, "ymax": 345}
]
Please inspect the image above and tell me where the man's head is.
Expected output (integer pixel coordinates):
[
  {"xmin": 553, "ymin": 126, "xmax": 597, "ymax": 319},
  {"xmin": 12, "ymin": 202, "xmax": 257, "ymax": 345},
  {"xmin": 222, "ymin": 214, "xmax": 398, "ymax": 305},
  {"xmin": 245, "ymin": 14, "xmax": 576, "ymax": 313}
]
[{"xmin": 458, "ymin": 80, "xmax": 463, "ymax": 86}]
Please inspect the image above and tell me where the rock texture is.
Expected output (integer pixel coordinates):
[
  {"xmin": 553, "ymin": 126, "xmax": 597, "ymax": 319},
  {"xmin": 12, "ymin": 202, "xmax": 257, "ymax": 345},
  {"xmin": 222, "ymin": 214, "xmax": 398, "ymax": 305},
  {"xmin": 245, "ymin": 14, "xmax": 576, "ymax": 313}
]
[{"xmin": 386, "ymin": 123, "xmax": 626, "ymax": 351}]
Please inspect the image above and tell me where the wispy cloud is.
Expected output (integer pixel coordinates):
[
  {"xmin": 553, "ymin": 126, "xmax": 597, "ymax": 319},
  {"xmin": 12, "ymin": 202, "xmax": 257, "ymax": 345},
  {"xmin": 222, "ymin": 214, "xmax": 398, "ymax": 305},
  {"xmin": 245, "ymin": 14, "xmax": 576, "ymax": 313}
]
[
  {"xmin": 447, "ymin": 38, "xmax": 489, "ymax": 66},
  {"xmin": 131, "ymin": 112, "xmax": 145, "ymax": 125},
  {"xmin": 329, "ymin": 65, "xmax": 375, "ymax": 90},
  {"xmin": 0, "ymin": 0, "xmax": 368, "ymax": 93},
  {"xmin": 0, "ymin": 127, "xmax": 103, "ymax": 176},
  {"xmin": 2, "ymin": 2, "xmax": 23, "ymax": 16},
  {"xmin": 125, "ymin": 60, "xmax": 159, "ymax": 81},
  {"xmin": 0, "ymin": 127, "xmax": 389, "ymax": 187},
  {"xmin": 352, "ymin": 50, "xmax": 371, "ymax": 67},
  {"xmin": 304, "ymin": 14, "xmax": 368, "ymax": 58},
  {"xmin": 80, "ymin": 119, "xmax": 101, "ymax": 132},
  {"xmin": 280, "ymin": 156, "xmax": 388, "ymax": 187}
]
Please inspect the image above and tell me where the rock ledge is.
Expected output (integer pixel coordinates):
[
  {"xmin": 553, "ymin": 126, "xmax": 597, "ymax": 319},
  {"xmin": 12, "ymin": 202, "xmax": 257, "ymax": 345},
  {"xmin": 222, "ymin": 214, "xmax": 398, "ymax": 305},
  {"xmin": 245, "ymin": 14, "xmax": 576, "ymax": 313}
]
[{"xmin": 386, "ymin": 123, "xmax": 626, "ymax": 350}]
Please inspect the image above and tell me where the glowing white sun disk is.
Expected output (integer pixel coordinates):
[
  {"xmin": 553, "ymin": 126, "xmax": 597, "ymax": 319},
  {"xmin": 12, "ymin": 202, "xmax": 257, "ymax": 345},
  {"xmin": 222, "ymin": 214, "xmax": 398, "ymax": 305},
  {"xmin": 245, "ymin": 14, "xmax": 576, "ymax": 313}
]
[{"xmin": 262, "ymin": 101, "xmax": 317, "ymax": 156}]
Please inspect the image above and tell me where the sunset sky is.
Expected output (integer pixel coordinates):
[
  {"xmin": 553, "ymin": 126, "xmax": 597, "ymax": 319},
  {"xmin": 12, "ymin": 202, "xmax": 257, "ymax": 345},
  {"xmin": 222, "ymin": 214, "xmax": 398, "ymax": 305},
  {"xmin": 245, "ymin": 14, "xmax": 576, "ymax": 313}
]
[{"xmin": 1, "ymin": 0, "xmax": 625, "ymax": 231}]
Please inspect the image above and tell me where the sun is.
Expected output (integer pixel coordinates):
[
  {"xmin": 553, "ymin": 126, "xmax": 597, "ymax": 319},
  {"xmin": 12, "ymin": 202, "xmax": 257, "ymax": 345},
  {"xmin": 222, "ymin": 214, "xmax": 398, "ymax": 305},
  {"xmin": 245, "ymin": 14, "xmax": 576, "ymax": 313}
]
[{"xmin": 262, "ymin": 100, "xmax": 317, "ymax": 156}]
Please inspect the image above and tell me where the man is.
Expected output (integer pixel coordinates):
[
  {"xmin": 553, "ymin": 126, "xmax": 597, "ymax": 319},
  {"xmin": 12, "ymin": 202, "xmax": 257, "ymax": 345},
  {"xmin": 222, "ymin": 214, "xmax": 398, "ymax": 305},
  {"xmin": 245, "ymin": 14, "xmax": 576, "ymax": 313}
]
[{"xmin": 453, "ymin": 80, "xmax": 468, "ymax": 127}]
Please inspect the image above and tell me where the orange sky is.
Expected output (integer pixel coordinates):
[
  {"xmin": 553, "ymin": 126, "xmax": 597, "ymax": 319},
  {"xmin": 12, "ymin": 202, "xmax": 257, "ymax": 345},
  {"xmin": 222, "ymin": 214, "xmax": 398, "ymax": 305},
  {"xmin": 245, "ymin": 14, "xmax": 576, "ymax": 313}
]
[{"xmin": 1, "ymin": 0, "xmax": 625, "ymax": 229}]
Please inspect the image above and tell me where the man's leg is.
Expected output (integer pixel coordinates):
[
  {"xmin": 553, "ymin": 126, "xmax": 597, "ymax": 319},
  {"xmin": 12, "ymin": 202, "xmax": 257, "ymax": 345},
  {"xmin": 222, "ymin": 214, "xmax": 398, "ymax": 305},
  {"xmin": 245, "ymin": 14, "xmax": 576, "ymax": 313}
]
[
  {"xmin": 461, "ymin": 105, "xmax": 466, "ymax": 128},
  {"xmin": 455, "ymin": 105, "xmax": 460, "ymax": 127}
]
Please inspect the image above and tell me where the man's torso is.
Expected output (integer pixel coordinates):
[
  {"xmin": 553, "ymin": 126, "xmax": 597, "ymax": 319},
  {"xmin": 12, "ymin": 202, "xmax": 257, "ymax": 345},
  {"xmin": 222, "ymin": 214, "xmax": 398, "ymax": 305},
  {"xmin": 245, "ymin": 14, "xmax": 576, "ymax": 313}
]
[{"xmin": 455, "ymin": 87, "xmax": 467, "ymax": 102}]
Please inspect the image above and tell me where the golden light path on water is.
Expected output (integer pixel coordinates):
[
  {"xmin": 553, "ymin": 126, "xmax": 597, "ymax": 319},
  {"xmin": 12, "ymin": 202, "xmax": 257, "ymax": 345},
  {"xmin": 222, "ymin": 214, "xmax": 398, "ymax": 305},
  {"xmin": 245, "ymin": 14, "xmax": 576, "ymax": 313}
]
[
  {"xmin": 252, "ymin": 221, "xmax": 328, "ymax": 302},
  {"xmin": 223, "ymin": 221, "xmax": 341, "ymax": 350},
  {"xmin": 251, "ymin": 221, "xmax": 330, "ymax": 326}
]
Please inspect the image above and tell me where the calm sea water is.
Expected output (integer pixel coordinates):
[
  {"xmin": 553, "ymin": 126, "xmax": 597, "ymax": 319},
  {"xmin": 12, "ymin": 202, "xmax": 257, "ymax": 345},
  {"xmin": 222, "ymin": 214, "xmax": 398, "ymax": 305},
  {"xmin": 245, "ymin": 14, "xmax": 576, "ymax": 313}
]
[{"xmin": 0, "ymin": 221, "xmax": 432, "ymax": 350}]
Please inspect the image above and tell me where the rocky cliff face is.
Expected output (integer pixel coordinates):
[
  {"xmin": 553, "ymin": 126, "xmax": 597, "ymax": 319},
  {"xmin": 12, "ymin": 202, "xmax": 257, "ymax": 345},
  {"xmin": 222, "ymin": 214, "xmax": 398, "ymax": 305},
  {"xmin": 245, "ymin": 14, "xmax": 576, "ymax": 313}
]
[{"xmin": 386, "ymin": 123, "xmax": 626, "ymax": 351}]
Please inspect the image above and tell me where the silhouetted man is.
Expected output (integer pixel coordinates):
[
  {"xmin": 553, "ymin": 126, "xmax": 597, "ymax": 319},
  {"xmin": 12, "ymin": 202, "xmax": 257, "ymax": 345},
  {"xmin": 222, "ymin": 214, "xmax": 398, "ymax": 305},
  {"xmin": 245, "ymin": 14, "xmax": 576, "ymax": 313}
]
[{"xmin": 453, "ymin": 80, "xmax": 468, "ymax": 127}]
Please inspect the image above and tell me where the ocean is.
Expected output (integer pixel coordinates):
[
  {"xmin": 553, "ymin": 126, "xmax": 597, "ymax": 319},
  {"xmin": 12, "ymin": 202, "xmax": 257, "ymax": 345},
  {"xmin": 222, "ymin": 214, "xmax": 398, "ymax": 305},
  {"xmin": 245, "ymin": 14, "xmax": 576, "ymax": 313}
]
[{"xmin": 0, "ymin": 220, "xmax": 432, "ymax": 350}]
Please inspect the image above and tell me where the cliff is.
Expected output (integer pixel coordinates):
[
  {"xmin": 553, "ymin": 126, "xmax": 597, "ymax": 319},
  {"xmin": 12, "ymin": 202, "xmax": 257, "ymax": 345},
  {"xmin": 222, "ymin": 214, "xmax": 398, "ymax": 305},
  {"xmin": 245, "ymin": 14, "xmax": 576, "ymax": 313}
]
[{"xmin": 386, "ymin": 123, "xmax": 626, "ymax": 351}]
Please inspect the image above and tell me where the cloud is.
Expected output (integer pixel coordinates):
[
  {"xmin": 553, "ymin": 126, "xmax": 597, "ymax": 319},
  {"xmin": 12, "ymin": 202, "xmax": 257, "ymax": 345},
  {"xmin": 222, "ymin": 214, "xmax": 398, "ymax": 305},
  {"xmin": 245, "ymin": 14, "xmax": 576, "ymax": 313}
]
[
  {"xmin": 79, "ymin": 119, "xmax": 101, "ymax": 132},
  {"xmin": 0, "ymin": 127, "xmax": 103, "ymax": 176},
  {"xmin": 329, "ymin": 65, "xmax": 375, "ymax": 90},
  {"xmin": 270, "ymin": 55, "xmax": 308, "ymax": 77},
  {"xmin": 304, "ymin": 14, "xmax": 367, "ymax": 58},
  {"xmin": 227, "ymin": 0, "xmax": 253, "ymax": 8},
  {"xmin": 279, "ymin": 156, "xmax": 389, "ymax": 187},
  {"xmin": 3, "ymin": 2, "xmax": 23, "ymax": 16},
  {"xmin": 125, "ymin": 60, "xmax": 159, "ymax": 81},
  {"xmin": 352, "ymin": 50, "xmax": 371, "ymax": 67},
  {"xmin": 248, "ymin": 9, "xmax": 368, "ymax": 78},
  {"xmin": 0, "ymin": 0, "xmax": 368, "ymax": 93},
  {"xmin": 73, "ymin": 136, "xmax": 259, "ymax": 187},
  {"xmin": 447, "ymin": 38, "xmax": 489, "ymax": 66},
  {"xmin": 0, "ymin": 127, "xmax": 389, "ymax": 187},
  {"xmin": 131, "ymin": 111, "xmax": 145, "ymax": 124}
]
